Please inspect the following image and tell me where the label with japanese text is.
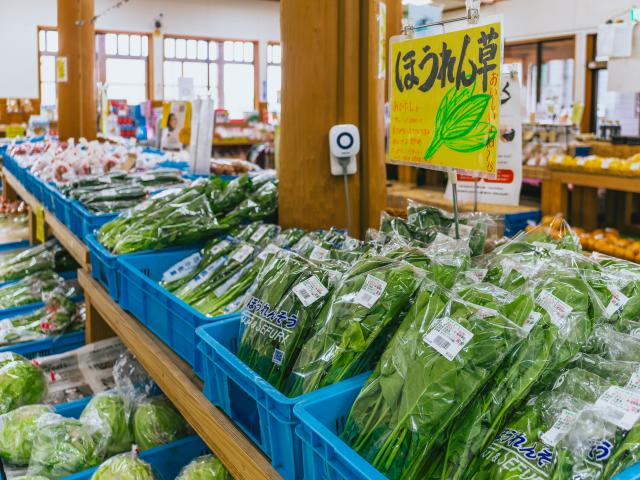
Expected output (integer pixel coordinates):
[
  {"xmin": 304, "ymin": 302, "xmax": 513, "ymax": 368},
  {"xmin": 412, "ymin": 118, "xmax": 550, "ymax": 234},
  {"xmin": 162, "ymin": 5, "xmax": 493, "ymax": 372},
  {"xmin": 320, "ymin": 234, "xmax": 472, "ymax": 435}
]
[
  {"xmin": 389, "ymin": 22, "xmax": 502, "ymax": 174},
  {"xmin": 293, "ymin": 275, "xmax": 329, "ymax": 307},
  {"xmin": 595, "ymin": 386, "xmax": 640, "ymax": 430},
  {"xmin": 309, "ymin": 245, "xmax": 330, "ymax": 262},
  {"xmin": 161, "ymin": 252, "xmax": 202, "ymax": 283},
  {"xmin": 541, "ymin": 409, "xmax": 578, "ymax": 447},
  {"xmin": 424, "ymin": 316, "xmax": 473, "ymax": 361},
  {"xmin": 231, "ymin": 244, "xmax": 254, "ymax": 264},
  {"xmin": 251, "ymin": 225, "xmax": 270, "ymax": 243},
  {"xmin": 354, "ymin": 274, "xmax": 387, "ymax": 309},
  {"xmin": 535, "ymin": 290, "xmax": 573, "ymax": 329},
  {"xmin": 605, "ymin": 288, "xmax": 630, "ymax": 318}
]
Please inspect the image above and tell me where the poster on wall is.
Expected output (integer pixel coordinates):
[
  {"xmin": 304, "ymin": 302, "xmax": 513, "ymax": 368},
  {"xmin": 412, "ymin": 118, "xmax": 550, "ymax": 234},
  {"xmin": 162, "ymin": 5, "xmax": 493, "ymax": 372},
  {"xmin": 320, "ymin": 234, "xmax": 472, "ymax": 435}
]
[
  {"xmin": 160, "ymin": 101, "xmax": 192, "ymax": 150},
  {"xmin": 388, "ymin": 21, "xmax": 503, "ymax": 175},
  {"xmin": 444, "ymin": 69, "xmax": 523, "ymax": 206}
]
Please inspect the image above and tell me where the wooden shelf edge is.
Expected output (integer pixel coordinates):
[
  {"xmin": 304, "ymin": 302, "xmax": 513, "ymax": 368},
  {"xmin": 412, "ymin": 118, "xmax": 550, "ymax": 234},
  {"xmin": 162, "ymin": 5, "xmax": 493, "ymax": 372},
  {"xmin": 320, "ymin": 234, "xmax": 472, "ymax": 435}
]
[
  {"xmin": 77, "ymin": 270, "xmax": 281, "ymax": 480},
  {"xmin": 2, "ymin": 168, "xmax": 38, "ymax": 209},
  {"xmin": 549, "ymin": 170, "xmax": 640, "ymax": 193}
]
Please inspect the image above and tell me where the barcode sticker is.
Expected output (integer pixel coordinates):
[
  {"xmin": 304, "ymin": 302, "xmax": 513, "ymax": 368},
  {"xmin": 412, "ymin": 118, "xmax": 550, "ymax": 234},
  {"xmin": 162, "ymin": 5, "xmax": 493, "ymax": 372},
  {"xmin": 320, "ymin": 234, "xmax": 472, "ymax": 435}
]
[
  {"xmin": 595, "ymin": 386, "xmax": 640, "ymax": 430},
  {"xmin": 541, "ymin": 409, "xmax": 578, "ymax": 447},
  {"xmin": 309, "ymin": 246, "xmax": 330, "ymax": 261},
  {"xmin": 605, "ymin": 289, "xmax": 630, "ymax": 318},
  {"xmin": 161, "ymin": 252, "xmax": 202, "ymax": 283},
  {"xmin": 258, "ymin": 243, "xmax": 280, "ymax": 261},
  {"xmin": 523, "ymin": 311, "xmax": 542, "ymax": 333},
  {"xmin": 184, "ymin": 257, "xmax": 226, "ymax": 291},
  {"xmin": 423, "ymin": 317, "xmax": 473, "ymax": 361},
  {"xmin": 354, "ymin": 274, "xmax": 387, "ymax": 308},
  {"xmin": 272, "ymin": 349, "xmax": 284, "ymax": 366},
  {"xmin": 536, "ymin": 290, "xmax": 573, "ymax": 329},
  {"xmin": 465, "ymin": 269, "xmax": 488, "ymax": 282},
  {"xmin": 232, "ymin": 245, "xmax": 254, "ymax": 264},
  {"xmin": 209, "ymin": 240, "xmax": 230, "ymax": 257},
  {"xmin": 292, "ymin": 275, "xmax": 329, "ymax": 307},
  {"xmin": 251, "ymin": 225, "xmax": 270, "ymax": 243}
]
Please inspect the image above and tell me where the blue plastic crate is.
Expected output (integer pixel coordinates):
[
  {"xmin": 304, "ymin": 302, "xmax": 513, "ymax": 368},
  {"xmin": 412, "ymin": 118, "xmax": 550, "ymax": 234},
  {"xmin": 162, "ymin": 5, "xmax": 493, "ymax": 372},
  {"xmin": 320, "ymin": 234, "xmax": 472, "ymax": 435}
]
[
  {"xmin": 85, "ymin": 233, "xmax": 126, "ymax": 301},
  {"xmin": 503, "ymin": 210, "xmax": 542, "ymax": 237},
  {"xmin": 50, "ymin": 186, "xmax": 74, "ymax": 227},
  {"xmin": 118, "ymin": 248, "xmax": 235, "ymax": 376},
  {"xmin": 2, "ymin": 154, "xmax": 26, "ymax": 183},
  {"xmin": 0, "ymin": 240, "xmax": 29, "ymax": 252},
  {"xmin": 196, "ymin": 318, "xmax": 367, "ymax": 480},
  {"xmin": 65, "ymin": 435, "xmax": 209, "ymax": 480},
  {"xmin": 0, "ymin": 330, "xmax": 85, "ymax": 359},
  {"xmin": 71, "ymin": 201, "xmax": 119, "ymax": 240},
  {"xmin": 24, "ymin": 171, "xmax": 46, "ymax": 203},
  {"xmin": 294, "ymin": 376, "xmax": 386, "ymax": 480}
]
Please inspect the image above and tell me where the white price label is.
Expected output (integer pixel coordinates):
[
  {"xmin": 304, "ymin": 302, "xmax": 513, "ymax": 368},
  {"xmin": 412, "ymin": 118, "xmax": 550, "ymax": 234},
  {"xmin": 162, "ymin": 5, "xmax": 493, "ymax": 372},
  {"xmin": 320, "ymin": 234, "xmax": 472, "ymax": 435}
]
[
  {"xmin": 354, "ymin": 274, "xmax": 387, "ymax": 308},
  {"xmin": 184, "ymin": 257, "xmax": 226, "ymax": 291},
  {"xmin": 541, "ymin": 409, "xmax": 578, "ymax": 447},
  {"xmin": 209, "ymin": 240, "xmax": 230, "ymax": 257},
  {"xmin": 161, "ymin": 252, "xmax": 202, "ymax": 283},
  {"xmin": 251, "ymin": 225, "xmax": 270, "ymax": 243},
  {"xmin": 536, "ymin": 290, "xmax": 573, "ymax": 329},
  {"xmin": 309, "ymin": 245, "xmax": 330, "ymax": 261},
  {"xmin": 605, "ymin": 289, "xmax": 630, "ymax": 318},
  {"xmin": 481, "ymin": 284, "xmax": 516, "ymax": 304},
  {"xmin": 231, "ymin": 245, "xmax": 254, "ymax": 264},
  {"xmin": 424, "ymin": 317, "xmax": 474, "ymax": 361},
  {"xmin": 292, "ymin": 275, "xmax": 329, "ymax": 307},
  {"xmin": 523, "ymin": 311, "xmax": 542, "ymax": 333},
  {"xmin": 258, "ymin": 243, "xmax": 280, "ymax": 261},
  {"xmin": 595, "ymin": 386, "xmax": 640, "ymax": 430},
  {"xmin": 464, "ymin": 269, "xmax": 487, "ymax": 282}
]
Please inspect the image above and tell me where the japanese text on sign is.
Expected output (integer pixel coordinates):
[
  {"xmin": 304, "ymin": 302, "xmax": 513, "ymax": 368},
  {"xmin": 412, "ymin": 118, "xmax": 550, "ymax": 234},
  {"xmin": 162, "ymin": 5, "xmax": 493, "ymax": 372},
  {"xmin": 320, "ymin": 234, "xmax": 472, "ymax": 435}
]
[{"xmin": 389, "ymin": 22, "xmax": 502, "ymax": 174}]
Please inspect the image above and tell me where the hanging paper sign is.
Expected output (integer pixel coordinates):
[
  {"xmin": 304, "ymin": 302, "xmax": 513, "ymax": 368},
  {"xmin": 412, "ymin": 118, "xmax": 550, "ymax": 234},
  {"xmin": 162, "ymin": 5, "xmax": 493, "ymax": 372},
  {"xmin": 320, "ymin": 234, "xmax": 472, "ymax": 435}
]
[
  {"xmin": 56, "ymin": 57, "xmax": 68, "ymax": 83},
  {"xmin": 444, "ymin": 69, "xmax": 522, "ymax": 205},
  {"xmin": 388, "ymin": 22, "xmax": 502, "ymax": 175}
]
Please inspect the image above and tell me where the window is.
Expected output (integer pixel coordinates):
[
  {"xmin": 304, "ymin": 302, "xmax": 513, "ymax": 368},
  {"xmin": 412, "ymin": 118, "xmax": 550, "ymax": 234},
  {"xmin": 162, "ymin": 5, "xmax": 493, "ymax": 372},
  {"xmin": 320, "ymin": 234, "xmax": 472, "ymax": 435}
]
[
  {"xmin": 96, "ymin": 32, "xmax": 150, "ymax": 105},
  {"xmin": 38, "ymin": 28, "xmax": 58, "ymax": 107},
  {"xmin": 505, "ymin": 37, "xmax": 575, "ymax": 119},
  {"xmin": 163, "ymin": 36, "xmax": 257, "ymax": 118},
  {"xmin": 267, "ymin": 43, "xmax": 282, "ymax": 113}
]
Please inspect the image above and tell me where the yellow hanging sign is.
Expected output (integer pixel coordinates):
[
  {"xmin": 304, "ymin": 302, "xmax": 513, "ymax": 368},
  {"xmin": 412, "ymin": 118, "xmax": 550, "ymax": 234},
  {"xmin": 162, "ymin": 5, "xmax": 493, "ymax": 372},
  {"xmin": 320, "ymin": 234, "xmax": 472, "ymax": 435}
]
[
  {"xmin": 34, "ymin": 205, "xmax": 46, "ymax": 243},
  {"xmin": 388, "ymin": 22, "xmax": 502, "ymax": 175}
]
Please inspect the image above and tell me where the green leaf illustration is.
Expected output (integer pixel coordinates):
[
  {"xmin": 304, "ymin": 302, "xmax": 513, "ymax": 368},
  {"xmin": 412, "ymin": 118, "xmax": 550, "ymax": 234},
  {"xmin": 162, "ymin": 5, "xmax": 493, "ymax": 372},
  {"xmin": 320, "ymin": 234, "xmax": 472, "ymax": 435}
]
[
  {"xmin": 444, "ymin": 121, "xmax": 497, "ymax": 153},
  {"xmin": 442, "ymin": 94, "xmax": 491, "ymax": 140}
]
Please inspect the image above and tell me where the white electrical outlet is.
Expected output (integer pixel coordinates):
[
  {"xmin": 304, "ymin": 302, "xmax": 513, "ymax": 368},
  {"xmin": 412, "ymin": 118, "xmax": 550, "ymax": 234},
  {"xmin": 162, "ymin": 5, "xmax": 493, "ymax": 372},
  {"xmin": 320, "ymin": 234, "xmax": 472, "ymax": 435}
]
[{"xmin": 329, "ymin": 124, "xmax": 359, "ymax": 176}]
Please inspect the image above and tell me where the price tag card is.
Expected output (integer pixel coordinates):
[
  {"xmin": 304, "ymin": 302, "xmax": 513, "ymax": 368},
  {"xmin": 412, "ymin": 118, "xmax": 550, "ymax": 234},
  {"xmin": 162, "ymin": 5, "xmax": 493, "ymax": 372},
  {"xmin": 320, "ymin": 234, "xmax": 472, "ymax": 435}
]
[
  {"xmin": 536, "ymin": 290, "xmax": 573, "ymax": 329},
  {"xmin": 541, "ymin": 409, "xmax": 578, "ymax": 447},
  {"xmin": 354, "ymin": 274, "xmax": 387, "ymax": 308},
  {"xmin": 161, "ymin": 252, "xmax": 202, "ymax": 283},
  {"xmin": 423, "ymin": 317, "xmax": 474, "ymax": 361},
  {"xmin": 231, "ymin": 245, "xmax": 254, "ymax": 264},
  {"xmin": 595, "ymin": 386, "xmax": 640, "ymax": 430},
  {"xmin": 293, "ymin": 275, "xmax": 329, "ymax": 307},
  {"xmin": 309, "ymin": 245, "xmax": 330, "ymax": 262}
]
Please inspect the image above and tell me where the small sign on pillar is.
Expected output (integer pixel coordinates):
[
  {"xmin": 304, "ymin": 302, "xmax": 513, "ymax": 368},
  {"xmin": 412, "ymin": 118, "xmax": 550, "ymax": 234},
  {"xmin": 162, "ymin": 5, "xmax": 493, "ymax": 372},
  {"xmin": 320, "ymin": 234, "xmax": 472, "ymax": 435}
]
[{"xmin": 56, "ymin": 56, "xmax": 68, "ymax": 83}]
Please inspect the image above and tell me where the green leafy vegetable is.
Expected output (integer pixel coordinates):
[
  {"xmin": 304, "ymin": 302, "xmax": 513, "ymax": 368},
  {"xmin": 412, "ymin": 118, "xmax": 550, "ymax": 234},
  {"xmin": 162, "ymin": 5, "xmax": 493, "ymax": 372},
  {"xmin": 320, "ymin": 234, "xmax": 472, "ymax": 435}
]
[
  {"xmin": 132, "ymin": 397, "xmax": 188, "ymax": 450},
  {"xmin": 176, "ymin": 454, "xmax": 231, "ymax": 480}
]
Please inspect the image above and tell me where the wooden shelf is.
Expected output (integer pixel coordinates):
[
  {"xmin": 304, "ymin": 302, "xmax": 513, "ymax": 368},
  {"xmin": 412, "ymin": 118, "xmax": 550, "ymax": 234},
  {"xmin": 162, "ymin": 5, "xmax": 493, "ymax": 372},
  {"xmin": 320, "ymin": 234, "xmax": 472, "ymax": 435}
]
[
  {"xmin": 523, "ymin": 165, "xmax": 550, "ymax": 181},
  {"xmin": 549, "ymin": 169, "xmax": 640, "ymax": 194},
  {"xmin": 78, "ymin": 270, "xmax": 281, "ymax": 480},
  {"xmin": 1, "ymin": 167, "xmax": 89, "ymax": 269}
]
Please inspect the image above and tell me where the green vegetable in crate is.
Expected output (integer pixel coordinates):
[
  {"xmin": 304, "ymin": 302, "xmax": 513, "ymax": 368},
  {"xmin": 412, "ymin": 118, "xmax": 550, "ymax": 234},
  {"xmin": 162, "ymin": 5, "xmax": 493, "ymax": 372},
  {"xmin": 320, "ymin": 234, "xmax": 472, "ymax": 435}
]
[
  {"xmin": 341, "ymin": 286, "xmax": 524, "ymax": 480},
  {"xmin": 0, "ymin": 404, "xmax": 52, "ymax": 465},
  {"xmin": 176, "ymin": 454, "xmax": 231, "ymax": 480},
  {"xmin": 0, "ymin": 352, "xmax": 47, "ymax": 414},
  {"xmin": 235, "ymin": 222, "xmax": 280, "ymax": 247},
  {"xmin": 132, "ymin": 397, "xmax": 188, "ymax": 450},
  {"xmin": 28, "ymin": 413, "xmax": 106, "ymax": 478},
  {"xmin": 581, "ymin": 270, "xmax": 640, "ymax": 328},
  {"xmin": 0, "ymin": 240, "xmax": 75, "ymax": 282},
  {"xmin": 80, "ymin": 391, "xmax": 133, "ymax": 456},
  {"xmin": 0, "ymin": 271, "xmax": 79, "ymax": 310},
  {"xmin": 217, "ymin": 180, "xmax": 278, "ymax": 228},
  {"xmin": 284, "ymin": 256, "xmax": 424, "ymax": 397},
  {"xmin": 274, "ymin": 228, "xmax": 305, "ymax": 248},
  {"xmin": 238, "ymin": 252, "xmax": 336, "ymax": 392},
  {"xmin": 91, "ymin": 453, "xmax": 156, "ymax": 480}
]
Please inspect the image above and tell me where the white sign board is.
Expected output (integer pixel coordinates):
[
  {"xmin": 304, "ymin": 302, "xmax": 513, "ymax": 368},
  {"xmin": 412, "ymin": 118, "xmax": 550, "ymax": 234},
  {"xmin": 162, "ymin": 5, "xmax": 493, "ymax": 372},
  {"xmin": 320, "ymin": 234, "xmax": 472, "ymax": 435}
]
[{"xmin": 445, "ymin": 71, "xmax": 522, "ymax": 206}]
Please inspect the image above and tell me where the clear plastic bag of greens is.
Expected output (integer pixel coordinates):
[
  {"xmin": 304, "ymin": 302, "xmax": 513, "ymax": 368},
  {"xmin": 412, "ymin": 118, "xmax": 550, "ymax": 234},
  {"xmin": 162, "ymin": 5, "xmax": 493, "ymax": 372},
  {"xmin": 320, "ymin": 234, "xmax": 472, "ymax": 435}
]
[
  {"xmin": 91, "ymin": 451, "xmax": 156, "ymax": 480},
  {"xmin": 80, "ymin": 390, "xmax": 134, "ymax": 456},
  {"xmin": 283, "ymin": 255, "xmax": 426, "ymax": 397},
  {"xmin": 175, "ymin": 454, "xmax": 230, "ymax": 480},
  {"xmin": 131, "ymin": 396, "xmax": 189, "ymax": 451},
  {"xmin": 579, "ymin": 269, "xmax": 640, "ymax": 327},
  {"xmin": 0, "ymin": 404, "xmax": 53, "ymax": 466},
  {"xmin": 27, "ymin": 412, "xmax": 107, "ymax": 478},
  {"xmin": 238, "ymin": 251, "xmax": 339, "ymax": 392},
  {"xmin": 112, "ymin": 351, "xmax": 155, "ymax": 403},
  {"xmin": 585, "ymin": 325, "xmax": 640, "ymax": 361},
  {"xmin": 341, "ymin": 286, "xmax": 525, "ymax": 480},
  {"xmin": 0, "ymin": 352, "xmax": 47, "ymax": 414},
  {"xmin": 235, "ymin": 222, "xmax": 281, "ymax": 248},
  {"xmin": 494, "ymin": 216, "xmax": 581, "ymax": 255}
]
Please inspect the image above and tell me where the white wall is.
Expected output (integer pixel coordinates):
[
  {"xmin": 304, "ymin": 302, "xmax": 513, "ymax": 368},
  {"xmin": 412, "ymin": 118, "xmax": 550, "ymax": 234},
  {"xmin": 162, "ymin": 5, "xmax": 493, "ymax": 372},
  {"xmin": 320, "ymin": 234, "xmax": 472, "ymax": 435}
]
[
  {"xmin": 444, "ymin": 0, "xmax": 638, "ymax": 108},
  {"xmin": 0, "ymin": 0, "xmax": 281, "ymax": 99}
]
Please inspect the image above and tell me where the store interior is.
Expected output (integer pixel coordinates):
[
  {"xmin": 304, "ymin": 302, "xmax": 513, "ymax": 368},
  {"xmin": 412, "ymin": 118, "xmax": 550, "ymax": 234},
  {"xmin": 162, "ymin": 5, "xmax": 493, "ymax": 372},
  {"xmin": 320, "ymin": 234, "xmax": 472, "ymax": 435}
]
[{"xmin": 0, "ymin": 0, "xmax": 640, "ymax": 479}]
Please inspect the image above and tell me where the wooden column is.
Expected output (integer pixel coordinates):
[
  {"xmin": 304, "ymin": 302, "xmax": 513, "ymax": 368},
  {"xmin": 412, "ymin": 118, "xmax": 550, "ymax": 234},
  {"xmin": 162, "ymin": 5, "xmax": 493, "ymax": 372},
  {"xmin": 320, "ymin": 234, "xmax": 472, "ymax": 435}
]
[
  {"xmin": 57, "ymin": 0, "xmax": 96, "ymax": 140},
  {"xmin": 279, "ymin": 0, "xmax": 392, "ymax": 237}
]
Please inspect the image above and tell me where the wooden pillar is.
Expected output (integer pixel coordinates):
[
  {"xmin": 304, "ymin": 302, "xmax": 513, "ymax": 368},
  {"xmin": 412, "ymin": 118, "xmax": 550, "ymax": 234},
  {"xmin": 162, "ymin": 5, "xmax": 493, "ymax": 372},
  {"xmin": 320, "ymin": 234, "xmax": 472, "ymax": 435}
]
[
  {"xmin": 57, "ymin": 0, "xmax": 96, "ymax": 140},
  {"xmin": 279, "ymin": 0, "xmax": 390, "ymax": 237}
]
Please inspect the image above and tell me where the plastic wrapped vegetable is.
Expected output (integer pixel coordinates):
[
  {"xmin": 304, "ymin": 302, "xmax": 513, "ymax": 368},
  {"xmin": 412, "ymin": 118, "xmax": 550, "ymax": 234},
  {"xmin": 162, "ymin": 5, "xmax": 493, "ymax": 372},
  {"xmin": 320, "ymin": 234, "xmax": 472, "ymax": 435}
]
[
  {"xmin": 132, "ymin": 397, "xmax": 188, "ymax": 450},
  {"xmin": 91, "ymin": 452, "xmax": 156, "ymax": 480},
  {"xmin": 0, "ymin": 352, "xmax": 47, "ymax": 414},
  {"xmin": 0, "ymin": 240, "xmax": 76, "ymax": 282},
  {"xmin": 0, "ymin": 404, "xmax": 52, "ymax": 465},
  {"xmin": 28, "ymin": 413, "xmax": 106, "ymax": 478},
  {"xmin": 80, "ymin": 391, "xmax": 133, "ymax": 455},
  {"xmin": 284, "ymin": 255, "xmax": 425, "ymax": 397},
  {"xmin": 0, "ymin": 271, "xmax": 66, "ymax": 309},
  {"xmin": 238, "ymin": 251, "xmax": 336, "ymax": 392},
  {"xmin": 176, "ymin": 454, "xmax": 231, "ymax": 480},
  {"xmin": 341, "ymin": 285, "xmax": 524, "ymax": 480},
  {"xmin": 113, "ymin": 352, "xmax": 155, "ymax": 402}
]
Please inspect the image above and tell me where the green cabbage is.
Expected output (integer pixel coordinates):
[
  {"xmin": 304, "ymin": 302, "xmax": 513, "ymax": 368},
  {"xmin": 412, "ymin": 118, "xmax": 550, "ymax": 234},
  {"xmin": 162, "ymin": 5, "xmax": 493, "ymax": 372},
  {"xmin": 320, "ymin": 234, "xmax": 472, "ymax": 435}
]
[
  {"xmin": 91, "ymin": 453, "xmax": 155, "ymax": 480},
  {"xmin": 28, "ymin": 413, "xmax": 106, "ymax": 478},
  {"xmin": 80, "ymin": 391, "xmax": 133, "ymax": 455},
  {"xmin": 0, "ymin": 404, "xmax": 52, "ymax": 465},
  {"xmin": 132, "ymin": 397, "xmax": 188, "ymax": 450},
  {"xmin": 176, "ymin": 454, "xmax": 231, "ymax": 480},
  {"xmin": 0, "ymin": 352, "xmax": 47, "ymax": 414}
]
